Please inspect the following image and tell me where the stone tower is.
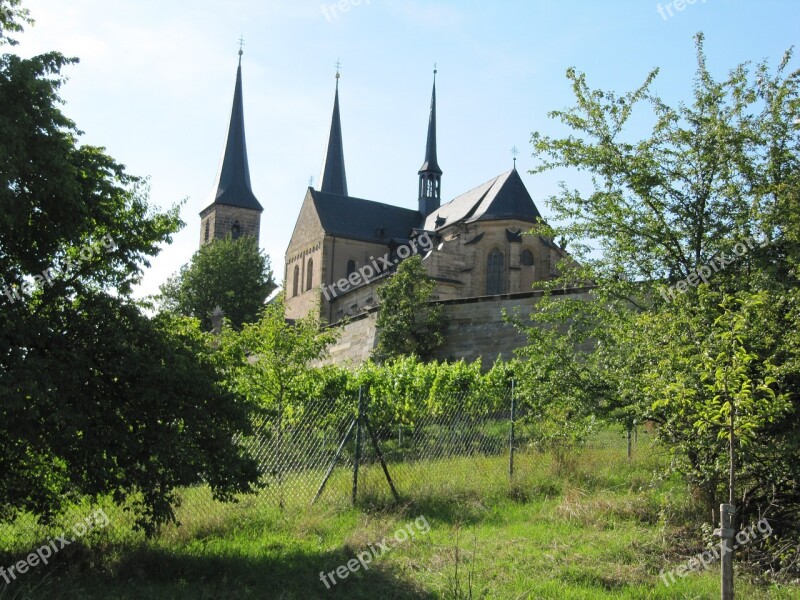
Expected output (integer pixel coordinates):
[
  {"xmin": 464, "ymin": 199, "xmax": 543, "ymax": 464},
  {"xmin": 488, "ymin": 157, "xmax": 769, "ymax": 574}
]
[{"xmin": 199, "ymin": 49, "xmax": 263, "ymax": 247}]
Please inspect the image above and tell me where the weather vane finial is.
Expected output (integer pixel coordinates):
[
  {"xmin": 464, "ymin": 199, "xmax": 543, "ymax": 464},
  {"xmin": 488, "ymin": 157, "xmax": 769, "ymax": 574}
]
[
  {"xmin": 238, "ymin": 36, "xmax": 245, "ymax": 63},
  {"xmin": 511, "ymin": 146, "xmax": 519, "ymax": 168}
]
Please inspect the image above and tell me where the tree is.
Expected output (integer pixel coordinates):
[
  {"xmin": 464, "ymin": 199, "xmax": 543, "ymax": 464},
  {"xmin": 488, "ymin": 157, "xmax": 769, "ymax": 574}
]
[
  {"xmin": 217, "ymin": 294, "xmax": 338, "ymax": 418},
  {"xmin": 0, "ymin": 1, "xmax": 259, "ymax": 533},
  {"xmin": 373, "ymin": 256, "xmax": 447, "ymax": 363},
  {"xmin": 0, "ymin": 0, "xmax": 30, "ymax": 46},
  {"xmin": 158, "ymin": 235, "xmax": 276, "ymax": 330},
  {"xmin": 518, "ymin": 33, "xmax": 800, "ymax": 540}
]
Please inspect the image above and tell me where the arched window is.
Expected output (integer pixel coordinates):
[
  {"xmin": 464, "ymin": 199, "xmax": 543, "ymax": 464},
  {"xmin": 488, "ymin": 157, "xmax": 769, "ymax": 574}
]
[
  {"xmin": 520, "ymin": 249, "xmax": 534, "ymax": 266},
  {"xmin": 346, "ymin": 259, "xmax": 357, "ymax": 276},
  {"xmin": 306, "ymin": 258, "xmax": 314, "ymax": 290},
  {"xmin": 204, "ymin": 221, "xmax": 210, "ymax": 243},
  {"xmin": 292, "ymin": 265, "xmax": 300, "ymax": 297},
  {"xmin": 486, "ymin": 249, "xmax": 505, "ymax": 295},
  {"xmin": 231, "ymin": 221, "xmax": 241, "ymax": 239}
]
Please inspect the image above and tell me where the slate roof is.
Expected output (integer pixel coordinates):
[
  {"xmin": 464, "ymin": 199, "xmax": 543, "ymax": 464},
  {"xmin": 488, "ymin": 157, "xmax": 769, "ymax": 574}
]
[
  {"xmin": 203, "ymin": 58, "xmax": 263, "ymax": 213},
  {"xmin": 319, "ymin": 79, "xmax": 348, "ymax": 196},
  {"xmin": 311, "ymin": 189, "xmax": 421, "ymax": 244},
  {"xmin": 418, "ymin": 76, "xmax": 442, "ymax": 175},
  {"xmin": 422, "ymin": 168, "xmax": 542, "ymax": 231}
]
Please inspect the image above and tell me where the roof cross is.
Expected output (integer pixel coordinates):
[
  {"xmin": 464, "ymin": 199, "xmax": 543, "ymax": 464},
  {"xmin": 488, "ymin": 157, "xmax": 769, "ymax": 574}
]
[{"xmin": 511, "ymin": 146, "xmax": 519, "ymax": 168}]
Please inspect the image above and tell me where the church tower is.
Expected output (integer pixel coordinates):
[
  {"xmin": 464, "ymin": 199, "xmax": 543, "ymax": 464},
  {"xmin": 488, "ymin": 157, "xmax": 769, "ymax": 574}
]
[
  {"xmin": 199, "ymin": 48, "xmax": 263, "ymax": 247},
  {"xmin": 318, "ymin": 68, "xmax": 348, "ymax": 196},
  {"xmin": 418, "ymin": 67, "xmax": 442, "ymax": 216}
]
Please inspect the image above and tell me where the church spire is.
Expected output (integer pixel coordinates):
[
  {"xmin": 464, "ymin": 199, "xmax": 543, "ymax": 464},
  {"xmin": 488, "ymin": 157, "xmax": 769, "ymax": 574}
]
[
  {"xmin": 418, "ymin": 66, "xmax": 442, "ymax": 216},
  {"xmin": 319, "ymin": 64, "xmax": 348, "ymax": 196},
  {"xmin": 208, "ymin": 48, "xmax": 263, "ymax": 212}
]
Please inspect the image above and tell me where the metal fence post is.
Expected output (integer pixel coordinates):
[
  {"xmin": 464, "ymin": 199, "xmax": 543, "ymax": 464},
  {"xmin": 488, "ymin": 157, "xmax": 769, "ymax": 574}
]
[
  {"xmin": 509, "ymin": 379, "xmax": 516, "ymax": 480},
  {"xmin": 352, "ymin": 386, "xmax": 364, "ymax": 505}
]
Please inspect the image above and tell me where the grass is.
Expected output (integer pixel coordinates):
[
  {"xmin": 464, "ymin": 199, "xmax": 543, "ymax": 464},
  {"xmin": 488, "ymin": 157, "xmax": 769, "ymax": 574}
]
[{"xmin": 0, "ymin": 433, "xmax": 797, "ymax": 599}]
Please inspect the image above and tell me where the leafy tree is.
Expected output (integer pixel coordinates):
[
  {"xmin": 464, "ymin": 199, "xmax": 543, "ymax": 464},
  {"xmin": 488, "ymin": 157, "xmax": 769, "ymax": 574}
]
[
  {"xmin": 518, "ymin": 33, "xmax": 800, "ymax": 543},
  {"xmin": 0, "ymin": 2, "xmax": 259, "ymax": 533},
  {"xmin": 373, "ymin": 256, "xmax": 447, "ymax": 363},
  {"xmin": 217, "ymin": 294, "xmax": 338, "ymax": 420},
  {"xmin": 0, "ymin": 0, "xmax": 30, "ymax": 46},
  {"xmin": 158, "ymin": 235, "xmax": 276, "ymax": 330}
]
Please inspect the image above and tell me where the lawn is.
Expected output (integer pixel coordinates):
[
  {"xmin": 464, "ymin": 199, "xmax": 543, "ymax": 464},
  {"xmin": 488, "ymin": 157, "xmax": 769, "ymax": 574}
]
[{"xmin": 0, "ymin": 434, "xmax": 796, "ymax": 599}]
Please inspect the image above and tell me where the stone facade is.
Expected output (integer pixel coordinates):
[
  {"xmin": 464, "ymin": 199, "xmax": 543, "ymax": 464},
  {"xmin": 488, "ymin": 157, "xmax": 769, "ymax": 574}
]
[
  {"xmin": 199, "ymin": 203, "xmax": 261, "ymax": 246},
  {"xmin": 287, "ymin": 219, "xmax": 568, "ymax": 326}
]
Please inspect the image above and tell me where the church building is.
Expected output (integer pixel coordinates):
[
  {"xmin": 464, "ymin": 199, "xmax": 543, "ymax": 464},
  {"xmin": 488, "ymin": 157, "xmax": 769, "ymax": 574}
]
[
  {"xmin": 199, "ymin": 53, "xmax": 569, "ymax": 330},
  {"xmin": 283, "ymin": 67, "xmax": 569, "ymax": 323}
]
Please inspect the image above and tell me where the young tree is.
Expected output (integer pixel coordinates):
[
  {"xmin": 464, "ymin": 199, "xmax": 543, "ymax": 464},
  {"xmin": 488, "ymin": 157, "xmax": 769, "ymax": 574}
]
[
  {"xmin": 372, "ymin": 255, "xmax": 447, "ymax": 363},
  {"xmin": 158, "ymin": 235, "xmax": 276, "ymax": 330},
  {"xmin": 217, "ymin": 295, "xmax": 338, "ymax": 418},
  {"xmin": 518, "ymin": 33, "xmax": 800, "ymax": 534},
  {"xmin": 0, "ymin": 2, "xmax": 260, "ymax": 533}
]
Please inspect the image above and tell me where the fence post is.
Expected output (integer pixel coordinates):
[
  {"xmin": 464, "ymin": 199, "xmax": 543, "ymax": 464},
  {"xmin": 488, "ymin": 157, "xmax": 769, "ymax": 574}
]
[
  {"xmin": 509, "ymin": 379, "xmax": 516, "ymax": 480},
  {"xmin": 717, "ymin": 503, "xmax": 735, "ymax": 600},
  {"xmin": 627, "ymin": 425, "xmax": 632, "ymax": 461},
  {"xmin": 352, "ymin": 386, "xmax": 364, "ymax": 505}
]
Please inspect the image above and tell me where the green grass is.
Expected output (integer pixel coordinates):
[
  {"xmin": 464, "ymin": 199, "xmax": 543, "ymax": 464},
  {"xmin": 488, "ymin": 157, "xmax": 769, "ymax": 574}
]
[{"xmin": 0, "ymin": 436, "xmax": 796, "ymax": 599}]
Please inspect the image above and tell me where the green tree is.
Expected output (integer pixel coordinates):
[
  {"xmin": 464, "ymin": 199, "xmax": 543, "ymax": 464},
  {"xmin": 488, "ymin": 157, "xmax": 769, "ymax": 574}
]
[
  {"xmin": 373, "ymin": 256, "xmax": 447, "ymax": 363},
  {"xmin": 0, "ymin": 2, "xmax": 259, "ymax": 533},
  {"xmin": 0, "ymin": 0, "xmax": 30, "ymax": 46},
  {"xmin": 158, "ymin": 235, "xmax": 276, "ymax": 330},
  {"xmin": 518, "ymin": 33, "xmax": 800, "ymax": 535},
  {"xmin": 217, "ymin": 294, "xmax": 338, "ymax": 419}
]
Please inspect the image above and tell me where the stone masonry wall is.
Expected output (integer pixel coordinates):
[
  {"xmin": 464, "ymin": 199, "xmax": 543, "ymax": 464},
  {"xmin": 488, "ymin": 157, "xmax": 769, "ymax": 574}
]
[{"xmin": 316, "ymin": 287, "xmax": 594, "ymax": 369}]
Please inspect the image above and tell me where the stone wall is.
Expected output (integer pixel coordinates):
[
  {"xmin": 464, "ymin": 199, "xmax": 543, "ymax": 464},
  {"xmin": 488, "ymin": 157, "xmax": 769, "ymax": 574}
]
[
  {"xmin": 317, "ymin": 287, "xmax": 594, "ymax": 369},
  {"xmin": 316, "ymin": 309, "xmax": 379, "ymax": 367}
]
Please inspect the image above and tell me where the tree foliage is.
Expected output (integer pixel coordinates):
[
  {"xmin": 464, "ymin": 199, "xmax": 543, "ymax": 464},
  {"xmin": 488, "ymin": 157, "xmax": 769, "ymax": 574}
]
[
  {"xmin": 158, "ymin": 235, "xmax": 276, "ymax": 330},
  {"xmin": 518, "ymin": 33, "xmax": 800, "ymax": 547},
  {"xmin": 217, "ymin": 295, "xmax": 338, "ymax": 419},
  {"xmin": 0, "ymin": 1, "xmax": 259, "ymax": 533},
  {"xmin": 373, "ymin": 256, "xmax": 447, "ymax": 363}
]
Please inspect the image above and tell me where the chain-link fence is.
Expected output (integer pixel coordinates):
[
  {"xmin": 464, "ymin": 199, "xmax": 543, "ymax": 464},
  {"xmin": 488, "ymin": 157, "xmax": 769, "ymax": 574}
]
[{"xmin": 0, "ymin": 382, "xmax": 649, "ymax": 553}]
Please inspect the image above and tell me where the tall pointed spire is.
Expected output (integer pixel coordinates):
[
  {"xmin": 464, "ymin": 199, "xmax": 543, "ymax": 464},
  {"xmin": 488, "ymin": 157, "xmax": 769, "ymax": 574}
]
[
  {"xmin": 418, "ymin": 66, "xmax": 442, "ymax": 216},
  {"xmin": 319, "ymin": 64, "xmax": 348, "ymax": 196},
  {"xmin": 208, "ymin": 47, "xmax": 263, "ymax": 212}
]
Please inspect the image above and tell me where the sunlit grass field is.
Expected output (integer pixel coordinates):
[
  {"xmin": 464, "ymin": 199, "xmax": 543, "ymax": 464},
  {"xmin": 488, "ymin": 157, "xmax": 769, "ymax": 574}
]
[{"xmin": 0, "ymin": 432, "xmax": 796, "ymax": 599}]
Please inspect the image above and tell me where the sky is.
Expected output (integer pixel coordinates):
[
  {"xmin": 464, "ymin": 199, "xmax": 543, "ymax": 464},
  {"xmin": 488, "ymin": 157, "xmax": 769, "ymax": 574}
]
[{"xmin": 12, "ymin": 0, "xmax": 800, "ymax": 298}]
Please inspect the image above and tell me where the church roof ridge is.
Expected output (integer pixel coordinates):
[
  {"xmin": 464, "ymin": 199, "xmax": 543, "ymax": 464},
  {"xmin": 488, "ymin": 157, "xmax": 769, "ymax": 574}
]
[{"xmin": 310, "ymin": 188, "xmax": 421, "ymax": 243}]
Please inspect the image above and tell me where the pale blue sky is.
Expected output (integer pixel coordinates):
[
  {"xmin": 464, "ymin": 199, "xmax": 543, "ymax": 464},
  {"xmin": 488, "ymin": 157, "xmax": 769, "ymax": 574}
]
[{"xmin": 14, "ymin": 0, "xmax": 800, "ymax": 297}]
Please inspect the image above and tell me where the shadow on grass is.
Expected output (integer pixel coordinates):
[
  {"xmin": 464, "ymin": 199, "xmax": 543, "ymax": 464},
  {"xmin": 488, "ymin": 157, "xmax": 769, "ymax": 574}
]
[{"xmin": 0, "ymin": 542, "xmax": 435, "ymax": 600}]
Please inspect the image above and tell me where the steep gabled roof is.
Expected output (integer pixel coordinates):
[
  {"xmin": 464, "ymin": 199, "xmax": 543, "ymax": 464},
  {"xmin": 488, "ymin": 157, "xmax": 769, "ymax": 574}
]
[
  {"xmin": 422, "ymin": 168, "xmax": 542, "ymax": 230},
  {"xmin": 203, "ymin": 55, "xmax": 263, "ymax": 213},
  {"xmin": 319, "ymin": 77, "xmax": 348, "ymax": 196},
  {"xmin": 311, "ymin": 189, "xmax": 421, "ymax": 243},
  {"xmin": 418, "ymin": 73, "xmax": 442, "ymax": 175}
]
